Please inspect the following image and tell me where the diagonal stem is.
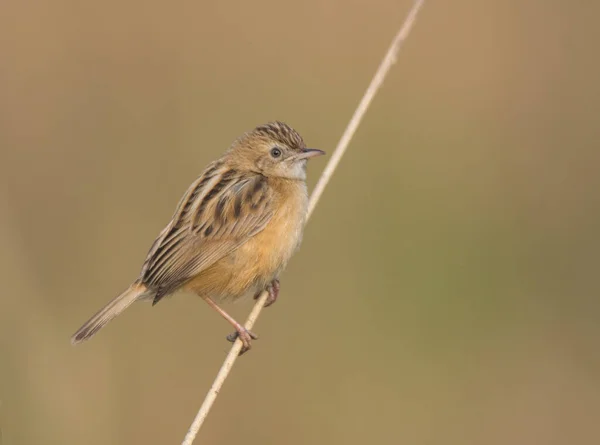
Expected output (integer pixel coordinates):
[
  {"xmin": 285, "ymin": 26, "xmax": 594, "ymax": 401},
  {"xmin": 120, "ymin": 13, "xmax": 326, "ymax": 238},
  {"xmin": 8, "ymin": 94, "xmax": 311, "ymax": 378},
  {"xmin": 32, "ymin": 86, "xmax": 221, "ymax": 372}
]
[{"xmin": 181, "ymin": 1, "xmax": 426, "ymax": 443}]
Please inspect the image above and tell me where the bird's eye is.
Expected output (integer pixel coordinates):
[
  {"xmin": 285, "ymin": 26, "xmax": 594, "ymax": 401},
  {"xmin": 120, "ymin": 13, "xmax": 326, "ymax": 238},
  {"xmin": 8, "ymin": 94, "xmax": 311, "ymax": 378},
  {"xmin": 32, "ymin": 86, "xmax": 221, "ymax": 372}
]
[{"xmin": 270, "ymin": 147, "xmax": 282, "ymax": 158}]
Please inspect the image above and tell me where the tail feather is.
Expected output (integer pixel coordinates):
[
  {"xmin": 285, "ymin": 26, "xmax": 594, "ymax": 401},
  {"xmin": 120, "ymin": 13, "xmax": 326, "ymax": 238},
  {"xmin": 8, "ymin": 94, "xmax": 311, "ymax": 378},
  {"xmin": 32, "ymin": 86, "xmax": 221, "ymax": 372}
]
[{"xmin": 71, "ymin": 281, "xmax": 149, "ymax": 345}]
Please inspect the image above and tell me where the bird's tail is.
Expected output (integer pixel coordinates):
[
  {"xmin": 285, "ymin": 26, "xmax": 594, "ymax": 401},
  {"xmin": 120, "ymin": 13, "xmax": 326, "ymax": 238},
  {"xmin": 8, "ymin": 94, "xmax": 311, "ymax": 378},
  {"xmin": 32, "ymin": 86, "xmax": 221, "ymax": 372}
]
[{"xmin": 71, "ymin": 281, "xmax": 150, "ymax": 345}]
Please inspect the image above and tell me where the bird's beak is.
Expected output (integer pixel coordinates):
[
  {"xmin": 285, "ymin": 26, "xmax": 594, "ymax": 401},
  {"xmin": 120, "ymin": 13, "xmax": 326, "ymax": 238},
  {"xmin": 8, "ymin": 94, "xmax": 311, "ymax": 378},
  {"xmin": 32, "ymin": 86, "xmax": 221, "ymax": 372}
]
[{"xmin": 296, "ymin": 148, "xmax": 326, "ymax": 160}]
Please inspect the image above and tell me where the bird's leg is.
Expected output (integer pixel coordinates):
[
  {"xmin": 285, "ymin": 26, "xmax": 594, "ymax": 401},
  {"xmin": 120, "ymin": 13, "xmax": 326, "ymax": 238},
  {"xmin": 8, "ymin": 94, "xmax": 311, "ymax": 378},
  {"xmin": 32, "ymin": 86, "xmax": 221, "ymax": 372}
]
[
  {"xmin": 226, "ymin": 279, "xmax": 280, "ymax": 350},
  {"xmin": 254, "ymin": 278, "xmax": 280, "ymax": 308},
  {"xmin": 204, "ymin": 296, "xmax": 257, "ymax": 355}
]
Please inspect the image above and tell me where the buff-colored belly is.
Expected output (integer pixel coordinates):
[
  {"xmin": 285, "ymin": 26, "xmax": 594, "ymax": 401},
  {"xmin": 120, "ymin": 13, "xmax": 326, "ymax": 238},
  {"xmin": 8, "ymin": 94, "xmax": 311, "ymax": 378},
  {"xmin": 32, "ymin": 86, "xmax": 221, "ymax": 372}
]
[{"xmin": 185, "ymin": 183, "xmax": 307, "ymax": 300}]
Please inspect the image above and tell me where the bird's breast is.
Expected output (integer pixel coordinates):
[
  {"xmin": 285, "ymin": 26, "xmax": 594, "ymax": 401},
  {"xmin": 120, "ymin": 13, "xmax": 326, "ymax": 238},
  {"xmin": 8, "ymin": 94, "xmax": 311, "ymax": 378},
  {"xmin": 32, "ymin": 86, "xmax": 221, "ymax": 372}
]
[
  {"xmin": 241, "ymin": 179, "xmax": 308, "ymax": 281},
  {"xmin": 188, "ymin": 180, "xmax": 308, "ymax": 300}
]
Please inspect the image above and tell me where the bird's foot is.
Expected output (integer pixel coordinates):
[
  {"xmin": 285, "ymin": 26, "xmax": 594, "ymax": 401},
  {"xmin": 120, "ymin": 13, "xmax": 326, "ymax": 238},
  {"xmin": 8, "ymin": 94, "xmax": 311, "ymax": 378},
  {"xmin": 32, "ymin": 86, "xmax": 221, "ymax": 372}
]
[
  {"xmin": 226, "ymin": 326, "xmax": 258, "ymax": 355},
  {"xmin": 255, "ymin": 279, "xmax": 280, "ymax": 308}
]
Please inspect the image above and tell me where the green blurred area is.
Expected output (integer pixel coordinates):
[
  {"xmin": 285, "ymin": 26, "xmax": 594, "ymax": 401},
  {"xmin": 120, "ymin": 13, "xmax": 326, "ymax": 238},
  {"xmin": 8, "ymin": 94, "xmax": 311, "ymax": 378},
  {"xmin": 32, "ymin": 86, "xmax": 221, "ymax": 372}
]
[{"xmin": 1, "ymin": 0, "xmax": 600, "ymax": 444}]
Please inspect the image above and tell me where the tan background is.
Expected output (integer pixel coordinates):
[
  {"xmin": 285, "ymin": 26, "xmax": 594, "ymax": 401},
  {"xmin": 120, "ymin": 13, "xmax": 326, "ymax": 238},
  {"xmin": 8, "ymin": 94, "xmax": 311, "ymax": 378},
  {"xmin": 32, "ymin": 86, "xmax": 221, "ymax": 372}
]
[{"xmin": 1, "ymin": 1, "xmax": 599, "ymax": 444}]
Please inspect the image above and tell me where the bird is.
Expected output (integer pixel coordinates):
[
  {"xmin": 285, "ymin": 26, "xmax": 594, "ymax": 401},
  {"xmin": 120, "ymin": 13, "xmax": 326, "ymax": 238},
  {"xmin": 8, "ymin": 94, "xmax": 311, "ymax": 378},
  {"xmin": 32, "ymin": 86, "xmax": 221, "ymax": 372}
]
[{"xmin": 70, "ymin": 121, "xmax": 324, "ymax": 354}]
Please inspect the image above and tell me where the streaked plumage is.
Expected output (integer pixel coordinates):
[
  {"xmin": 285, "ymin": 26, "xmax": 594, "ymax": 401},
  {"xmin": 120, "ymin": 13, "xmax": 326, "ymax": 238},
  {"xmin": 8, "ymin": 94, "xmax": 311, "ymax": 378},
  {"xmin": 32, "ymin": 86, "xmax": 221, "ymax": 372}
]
[{"xmin": 71, "ymin": 121, "xmax": 324, "ymax": 353}]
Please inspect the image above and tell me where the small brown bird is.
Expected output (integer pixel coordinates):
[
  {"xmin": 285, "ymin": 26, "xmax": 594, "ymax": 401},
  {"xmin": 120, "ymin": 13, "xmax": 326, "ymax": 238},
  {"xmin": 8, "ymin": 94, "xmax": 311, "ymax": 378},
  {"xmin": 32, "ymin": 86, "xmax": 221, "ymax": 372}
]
[{"xmin": 71, "ymin": 121, "xmax": 324, "ymax": 353}]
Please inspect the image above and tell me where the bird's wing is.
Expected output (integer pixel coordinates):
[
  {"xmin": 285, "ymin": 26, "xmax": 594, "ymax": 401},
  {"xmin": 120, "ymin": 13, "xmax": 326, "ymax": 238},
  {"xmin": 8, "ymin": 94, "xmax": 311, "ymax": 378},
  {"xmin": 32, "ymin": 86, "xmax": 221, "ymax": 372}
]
[{"xmin": 139, "ymin": 162, "xmax": 274, "ymax": 301}]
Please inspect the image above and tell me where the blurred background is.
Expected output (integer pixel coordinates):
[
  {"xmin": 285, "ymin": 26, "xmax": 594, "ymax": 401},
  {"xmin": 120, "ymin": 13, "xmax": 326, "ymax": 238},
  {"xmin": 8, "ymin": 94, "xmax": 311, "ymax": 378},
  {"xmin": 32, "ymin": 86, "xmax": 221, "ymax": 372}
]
[{"xmin": 1, "ymin": 1, "xmax": 599, "ymax": 444}]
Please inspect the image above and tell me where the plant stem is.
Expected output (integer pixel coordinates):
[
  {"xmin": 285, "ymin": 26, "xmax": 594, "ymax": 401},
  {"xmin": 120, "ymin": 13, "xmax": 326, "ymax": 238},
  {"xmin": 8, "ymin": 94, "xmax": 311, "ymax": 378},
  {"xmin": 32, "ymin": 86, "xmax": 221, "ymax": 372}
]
[{"xmin": 181, "ymin": 2, "xmax": 426, "ymax": 443}]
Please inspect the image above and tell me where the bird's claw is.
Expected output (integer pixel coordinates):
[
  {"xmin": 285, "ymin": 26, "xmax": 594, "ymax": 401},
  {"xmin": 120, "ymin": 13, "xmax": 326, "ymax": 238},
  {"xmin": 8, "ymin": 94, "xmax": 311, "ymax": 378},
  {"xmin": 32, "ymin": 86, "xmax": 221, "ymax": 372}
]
[
  {"xmin": 255, "ymin": 279, "xmax": 280, "ymax": 308},
  {"xmin": 226, "ymin": 327, "xmax": 258, "ymax": 355}
]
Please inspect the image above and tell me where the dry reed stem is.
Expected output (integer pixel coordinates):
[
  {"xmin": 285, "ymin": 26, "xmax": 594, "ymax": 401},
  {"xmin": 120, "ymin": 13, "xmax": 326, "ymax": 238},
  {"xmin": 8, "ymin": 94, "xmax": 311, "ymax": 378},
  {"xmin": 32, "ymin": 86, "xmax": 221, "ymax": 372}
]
[{"xmin": 181, "ymin": 1, "xmax": 426, "ymax": 443}]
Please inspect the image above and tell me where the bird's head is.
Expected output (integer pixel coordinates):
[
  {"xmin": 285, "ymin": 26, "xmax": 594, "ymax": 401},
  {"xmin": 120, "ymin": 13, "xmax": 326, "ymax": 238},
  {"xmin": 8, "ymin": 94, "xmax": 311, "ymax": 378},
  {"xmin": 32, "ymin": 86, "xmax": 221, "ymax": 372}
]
[{"xmin": 228, "ymin": 121, "xmax": 325, "ymax": 180}]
